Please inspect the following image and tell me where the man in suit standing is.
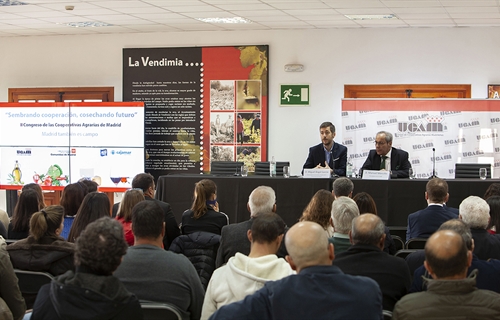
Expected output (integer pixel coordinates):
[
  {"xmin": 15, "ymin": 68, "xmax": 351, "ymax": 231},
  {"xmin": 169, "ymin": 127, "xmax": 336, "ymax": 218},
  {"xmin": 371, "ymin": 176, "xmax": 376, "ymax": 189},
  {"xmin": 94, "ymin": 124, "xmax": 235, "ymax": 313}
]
[
  {"xmin": 303, "ymin": 122, "xmax": 347, "ymax": 176},
  {"xmin": 361, "ymin": 131, "xmax": 411, "ymax": 178}
]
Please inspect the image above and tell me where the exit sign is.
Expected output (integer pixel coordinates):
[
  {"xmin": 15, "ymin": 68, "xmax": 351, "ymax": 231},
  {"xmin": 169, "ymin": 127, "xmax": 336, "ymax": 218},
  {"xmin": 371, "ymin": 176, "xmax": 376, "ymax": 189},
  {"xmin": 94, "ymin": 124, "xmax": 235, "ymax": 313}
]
[{"xmin": 280, "ymin": 84, "xmax": 310, "ymax": 106}]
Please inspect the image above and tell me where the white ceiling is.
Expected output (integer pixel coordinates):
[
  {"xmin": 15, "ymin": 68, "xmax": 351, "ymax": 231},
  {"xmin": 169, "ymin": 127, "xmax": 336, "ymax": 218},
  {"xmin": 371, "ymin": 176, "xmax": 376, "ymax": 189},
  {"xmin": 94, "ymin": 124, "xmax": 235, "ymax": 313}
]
[{"xmin": 0, "ymin": 0, "xmax": 499, "ymax": 37}]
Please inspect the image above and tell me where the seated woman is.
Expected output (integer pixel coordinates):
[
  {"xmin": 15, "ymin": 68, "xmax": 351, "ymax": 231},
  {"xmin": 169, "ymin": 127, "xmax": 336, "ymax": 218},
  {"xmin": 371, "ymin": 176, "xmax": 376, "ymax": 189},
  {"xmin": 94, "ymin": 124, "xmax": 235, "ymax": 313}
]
[
  {"xmin": 67, "ymin": 192, "xmax": 111, "ymax": 243},
  {"xmin": 181, "ymin": 179, "xmax": 228, "ymax": 235},
  {"xmin": 299, "ymin": 189, "xmax": 335, "ymax": 237},
  {"xmin": 486, "ymin": 196, "xmax": 500, "ymax": 235},
  {"xmin": 59, "ymin": 182, "xmax": 88, "ymax": 240},
  {"xmin": 8, "ymin": 189, "xmax": 41, "ymax": 240},
  {"xmin": 115, "ymin": 189, "xmax": 145, "ymax": 246},
  {"xmin": 22, "ymin": 183, "xmax": 46, "ymax": 209}
]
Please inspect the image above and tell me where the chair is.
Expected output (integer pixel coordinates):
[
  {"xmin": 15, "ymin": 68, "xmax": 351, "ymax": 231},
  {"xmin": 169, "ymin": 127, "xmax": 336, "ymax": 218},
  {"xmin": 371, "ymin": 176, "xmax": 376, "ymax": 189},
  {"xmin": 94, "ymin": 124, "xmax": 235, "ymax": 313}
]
[
  {"xmin": 388, "ymin": 226, "xmax": 407, "ymax": 241},
  {"xmin": 383, "ymin": 310, "xmax": 393, "ymax": 320},
  {"xmin": 5, "ymin": 239, "xmax": 18, "ymax": 245},
  {"xmin": 394, "ymin": 249, "xmax": 419, "ymax": 260},
  {"xmin": 254, "ymin": 161, "xmax": 290, "ymax": 176},
  {"xmin": 405, "ymin": 238, "xmax": 427, "ymax": 249},
  {"xmin": 140, "ymin": 301, "xmax": 182, "ymax": 320},
  {"xmin": 392, "ymin": 235, "xmax": 404, "ymax": 252},
  {"xmin": 14, "ymin": 269, "xmax": 54, "ymax": 309},
  {"xmin": 210, "ymin": 161, "xmax": 244, "ymax": 175},
  {"xmin": 455, "ymin": 163, "xmax": 491, "ymax": 179}
]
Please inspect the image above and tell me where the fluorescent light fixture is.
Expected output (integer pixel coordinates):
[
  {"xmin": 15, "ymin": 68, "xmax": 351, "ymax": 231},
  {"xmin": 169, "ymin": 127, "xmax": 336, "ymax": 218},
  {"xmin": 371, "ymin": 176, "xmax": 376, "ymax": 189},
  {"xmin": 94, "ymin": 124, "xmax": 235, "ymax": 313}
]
[
  {"xmin": 196, "ymin": 17, "xmax": 252, "ymax": 24},
  {"xmin": 59, "ymin": 21, "xmax": 113, "ymax": 28},
  {"xmin": 345, "ymin": 14, "xmax": 398, "ymax": 21},
  {"xmin": 0, "ymin": 0, "xmax": 27, "ymax": 6}
]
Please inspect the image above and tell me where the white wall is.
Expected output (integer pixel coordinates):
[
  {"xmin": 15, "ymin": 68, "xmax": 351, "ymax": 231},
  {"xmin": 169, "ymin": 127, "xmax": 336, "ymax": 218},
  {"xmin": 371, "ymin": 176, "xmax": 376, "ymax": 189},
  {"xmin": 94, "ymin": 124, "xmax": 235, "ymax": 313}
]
[{"xmin": 1, "ymin": 27, "xmax": 500, "ymax": 177}]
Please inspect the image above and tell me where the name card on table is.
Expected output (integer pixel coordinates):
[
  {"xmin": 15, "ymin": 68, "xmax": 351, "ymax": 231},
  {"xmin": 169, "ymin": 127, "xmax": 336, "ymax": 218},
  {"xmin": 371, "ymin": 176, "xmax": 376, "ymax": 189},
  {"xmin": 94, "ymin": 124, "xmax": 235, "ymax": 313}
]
[
  {"xmin": 303, "ymin": 168, "xmax": 331, "ymax": 178},
  {"xmin": 362, "ymin": 170, "xmax": 390, "ymax": 180}
]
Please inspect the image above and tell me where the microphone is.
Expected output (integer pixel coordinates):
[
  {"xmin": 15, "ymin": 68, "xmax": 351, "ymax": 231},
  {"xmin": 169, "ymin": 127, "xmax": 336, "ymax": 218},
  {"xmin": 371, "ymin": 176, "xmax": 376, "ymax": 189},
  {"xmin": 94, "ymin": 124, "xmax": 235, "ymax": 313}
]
[{"xmin": 429, "ymin": 147, "xmax": 437, "ymax": 179}]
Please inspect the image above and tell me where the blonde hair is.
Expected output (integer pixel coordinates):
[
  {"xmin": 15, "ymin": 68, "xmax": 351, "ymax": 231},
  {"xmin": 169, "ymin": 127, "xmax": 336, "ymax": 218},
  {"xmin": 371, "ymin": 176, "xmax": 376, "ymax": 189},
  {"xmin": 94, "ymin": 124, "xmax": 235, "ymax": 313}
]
[{"xmin": 117, "ymin": 189, "xmax": 145, "ymax": 222}]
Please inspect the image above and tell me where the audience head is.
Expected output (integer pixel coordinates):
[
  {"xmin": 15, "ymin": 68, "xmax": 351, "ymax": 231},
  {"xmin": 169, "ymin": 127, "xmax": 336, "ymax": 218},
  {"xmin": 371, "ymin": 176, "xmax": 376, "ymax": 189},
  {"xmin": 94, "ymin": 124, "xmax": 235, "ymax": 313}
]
[
  {"xmin": 29, "ymin": 205, "xmax": 65, "ymax": 241},
  {"xmin": 74, "ymin": 217, "xmax": 127, "ymax": 276},
  {"xmin": 375, "ymin": 131, "xmax": 393, "ymax": 156},
  {"xmin": 131, "ymin": 173, "xmax": 155, "ymax": 198},
  {"xmin": 350, "ymin": 214, "xmax": 385, "ymax": 249},
  {"xmin": 353, "ymin": 192, "xmax": 378, "ymax": 216},
  {"xmin": 79, "ymin": 179, "xmax": 99, "ymax": 193},
  {"xmin": 424, "ymin": 230, "xmax": 471, "ymax": 279},
  {"xmin": 67, "ymin": 192, "xmax": 111, "ymax": 242},
  {"xmin": 12, "ymin": 189, "xmax": 41, "ymax": 232},
  {"xmin": 425, "ymin": 178, "xmax": 449, "ymax": 204},
  {"xmin": 117, "ymin": 189, "xmax": 145, "ymax": 222},
  {"xmin": 331, "ymin": 196, "xmax": 360, "ymax": 234},
  {"xmin": 60, "ymin": 182, "xmax": 87, "ymax": 217},
  {"xmin": 332, "ymin": 177, "xmax": 354, "ymax": 198},
  {"xmin": 459, "ymin": 196, "xmax": 490, "ymax": 229},
  {"xmin": 132, "ymin": 201, "xmax": 164, "ymax": 242},
  {"xmin": 484, "ymin": 183, "xmax": 500, "ymax": 200},
  {"xmin": 300, "ymin": 189, "xmax": 334, "ymax": 230},
  {"xmin": 191, "ymin": 179, "xmax": 217, "ymax": 219},
  {"xmin": 486, "ymin": 196, "xmax": 500, "ymax": 232},
  {"xmin": 438, "ymin": 219, "xmax": 473, "ymax": 251},
  {"xmin": 285, "ymin": 221, "xmax": 333, "ymax": 273},
  {"xmin": 21, "ymin": 183, "xmax": 45, "ymax": 209},
  {"xmin": 249, "ymin": 213, "xmax": 285, "ymax": 245},
  {"xmin": 248, "ymin": 186, "xmax": 276, "ymax": 217}
]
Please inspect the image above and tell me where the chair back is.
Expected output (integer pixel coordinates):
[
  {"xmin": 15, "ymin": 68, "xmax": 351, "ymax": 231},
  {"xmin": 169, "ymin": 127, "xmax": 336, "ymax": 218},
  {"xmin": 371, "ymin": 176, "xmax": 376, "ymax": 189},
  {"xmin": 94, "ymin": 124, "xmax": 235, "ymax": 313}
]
[
  {"xmin": 254, "ymin": 161, "xmax": 290, "ymax": 176},
  {"xmin": 455, "ymin": 163, "xmax": 491, "ymax": 179},
  {"xmin": 394, "ymin": 249, "xmax": 419, "ymax": 260},
  {"xmin": 392, "ymin": 235, "xmax": 404, "ymax": 252},
  {"xmin": 210, "ymin": 161, "xmax": 244, "ymax": 175},
  {"xmin": 388, "ymin": 226, "xmax": 407, "ymax": 241},
  {"xmin": 405, "ymin": 238, "xmax": 427, "ymax": 249},
  {"xmin": 383, "ymin": 310, "xmax": 393, "ymax": 320},
  {"xmin": 14, "ymin": 269, "xmax": 54, "ymax": 309},
  {"xmin": 140, "ymin": 301, "xmax": 182, "ymax": 320},
  {"xmin": 5, "ymin": 239, "xmax": 18, "ymax": 245}
]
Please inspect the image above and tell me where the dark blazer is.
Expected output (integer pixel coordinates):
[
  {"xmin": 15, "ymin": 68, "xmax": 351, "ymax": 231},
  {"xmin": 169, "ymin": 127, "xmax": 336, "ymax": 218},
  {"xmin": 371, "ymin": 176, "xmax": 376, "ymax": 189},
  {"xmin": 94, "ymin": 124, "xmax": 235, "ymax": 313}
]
[
  {"xmin": 334, "ymin": 244, "xmax": 411, "ymax": 311},
  {"xmin": 406, "ymin": 205, "xmax": 459, "ymax": 241},
  {"xmin": 361, "ymin": 147, "xmax": 411, "ymax": 178},
  {"xmin": 145, "ymin": 197, "xmax": 180, "ymax": 250},
  {"xmin": 471, "ymin": 228, "xmax": 500, "ymax": 260},
  {"xmin": 303, "ymin": 142, "xmax": 348, "ymax": 176}
]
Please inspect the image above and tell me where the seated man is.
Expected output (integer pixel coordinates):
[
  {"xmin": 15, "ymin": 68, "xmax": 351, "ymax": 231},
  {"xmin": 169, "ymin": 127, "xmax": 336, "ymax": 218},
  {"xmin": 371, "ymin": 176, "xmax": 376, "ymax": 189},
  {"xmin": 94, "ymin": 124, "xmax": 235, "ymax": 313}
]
[
  {"xmin": 30, "ymin": 217, "xmax": 142, "ymax": 320},
  {"xmin": 330, "ymin": 196, "xmax": 360, "ymax": 254},
  {"xmin": 202, "ymin": 213, "xmax": 293, "ymax": 319},
  {"xmin": 210, "ymin": 221, "xmax": 383, "ymax": 320},
  {"xmin": 334, "ymin": 214, "xmax": 411, "ymax": 311},
  {"xmin": 114, "ymin": 201, "xmax": 204, "ymax": 320},
  {"xmin": 332, "ymin": 177, "xmax": 354, "ymax": 198},
  {"xmin": 393, "ymin": 230, "xmax": 500, "ymax": 319},
  {"xmin": 406, "ymin": 178, "xmax": 458, "ymax": 241}
]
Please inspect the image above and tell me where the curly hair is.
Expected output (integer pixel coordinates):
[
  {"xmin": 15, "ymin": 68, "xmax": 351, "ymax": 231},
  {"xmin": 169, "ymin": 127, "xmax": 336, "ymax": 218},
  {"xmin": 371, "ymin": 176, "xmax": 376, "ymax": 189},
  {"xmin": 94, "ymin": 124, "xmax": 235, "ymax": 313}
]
[
  {"xmin": 74, "ymin": 217, "xmax": 127, "ymax": 275},
  {"xmin": 300, "ymin": 189, "xmax": 334, "ymax": 229}
]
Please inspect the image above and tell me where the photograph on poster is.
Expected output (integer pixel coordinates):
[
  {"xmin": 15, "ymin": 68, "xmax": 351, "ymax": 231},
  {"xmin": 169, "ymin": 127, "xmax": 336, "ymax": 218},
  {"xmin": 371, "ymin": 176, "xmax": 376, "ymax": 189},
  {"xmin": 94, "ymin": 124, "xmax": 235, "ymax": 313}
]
[
  {"xmin": 210, "ymin": 80, "xmax": 234, "ymax": 110},
  {"xmin": 236, "ymin": 80, "xmax": 261, "ymax": 110},
  {"xmin": 210, "ymin": 112, "xmax": 234, "ymax": 143},
  {"xmin": 236, "ymin": 146, "xmax": 261, "ymax": 172},
  {"xmin": 237, "ymin": 112, "xmax": 261, "ymax": 144},
  {"xmin": 211, "ymin": 145, "xmax": 234, "ymax": 162},
  {"xmin": 489, "ymin": 85, "xmax": 500, "ymax": 99}
]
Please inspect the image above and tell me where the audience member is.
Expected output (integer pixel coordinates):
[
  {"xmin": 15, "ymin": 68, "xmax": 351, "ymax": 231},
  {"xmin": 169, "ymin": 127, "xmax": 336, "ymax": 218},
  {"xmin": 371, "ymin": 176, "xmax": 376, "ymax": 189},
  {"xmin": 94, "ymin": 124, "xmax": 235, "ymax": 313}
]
[
  {"xmin": 0, "ymin": 236, "xmax": 25, "ymax": 320},
  {"xmin": 410, "ymin": 219, "xmax": 500, "ymax": 294},
  {"xmin": 202, "ymin": 214, "xmax": 293, "ymax": 319},
  {"xmin": 0, "ymin": 209, "xmax": 9, "ymax": 232},
  {"xmin": 332, "ymin": 177, "xmax": 354, "ymax": 198},
  {"xmin": 30, "ymin": 218, "xmax": 142, "ymax": 320},
  {"xmin": 22, "ymin": 183, "xmax": 46, "ymax": 209},
  {"xmin": 334, "ymin": 214, "xmax": 411, "ymax": 311},
  {"xmin": 393, "ymin": 230, "xmax": 500, "ymax": 319},
  {"xmin": 406, "ymin": 178, "xmax": 458, "ymax": 241},
  {"xmin": 78, "ymin": 179, "xmax": 99, "ymax": 193},
  {"xmin": 300, "ymin": 189, "xmax": 335, "ymax": 237},
  {"xmin": 59, "ymin": 182, "xmax": 87, "ymax": 240},
  {"xmin": 114, "ymin": 201, "xmax": 204, "ymax": 320},
  {"xmin": 8, "ymin": 189, "xmax": 41, "ymax": 239},
  {"xmin": 216, "ymin": 186, "xmax": 287, "ymax": 268},
  {"xmin": 115, "ymin": 189, "xmax": 145, "ymax": 245},
  {"xmin": 484, "ymin": 182, "xmax": 500, "ymax": 200},
  {"xmin": 486, "ymin": 195, "xmax": 500, "ymax": 234},
  {"xmin": 210, "ymin": 221, "xmax": 382, "ymax": 320},
  {"xmin": 67, "ymin": 192, "xmax": 111, "ymax": 243},
  {"xmin": 182, "ymin": 179, "xmax": 228, "ymax": 235},
  {"xmin": 353, "ymin": 191, "xmax": 396, "ymax": 254},
  {"xmin": 459, "ymin": 195, "xmax": 500, "ymax": 260},
  {"xmin": 330, "ymin": 196, "xmax": 359, "ymax": 254}
]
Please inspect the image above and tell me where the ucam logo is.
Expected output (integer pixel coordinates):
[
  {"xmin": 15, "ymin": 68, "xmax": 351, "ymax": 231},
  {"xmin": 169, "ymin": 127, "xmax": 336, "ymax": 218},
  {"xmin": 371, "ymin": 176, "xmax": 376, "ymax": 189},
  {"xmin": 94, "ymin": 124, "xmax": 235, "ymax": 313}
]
[
  {"xmin": 458, "ymin": 120, "xmax": 480, "ymax": 128},
  {"xmin": 440, "ymin": 111, "xmax": 461, "ymax": 116},
  {"xmin": 398, "ymin": 115, "xmax": 445, "ymax": 133},
  {"xmin": 444, "ymin": 138, "xmax": 466, "ymax": 145},
  {"xmin": 349, "ymin": 152, "xmax": 369, "ymax": 160},
  {"xmin": 342, "ymin": 139, "xmax": 353, "ymax": 146},
  {"xmin": 491, "ymin": 118, "xmax": 500, "ymax": 123},
  {"xmin": 412, "ymin": 142, "xmax": 434, "ymax": 150},
  {"xmin": 411, "ymin": 159, "xmax": 420, "ymax": 165},
  {"xmin": 342, "ymin": 111, "xmax": 349, "ymax": 117},
  {"xmin": 345, "ymin": 123, "xmax": 367, "ymax": 131},
  {"xmin": 100, "ymin": 149, "xmax": 107, "ymax": 157},
  {"xmin": 430, "ymin": 154, "xmax": 453, "ymax": 162},
  {"xmin": 16, "ymin": 149, "xmax": 31, "ymax": 156},
  {"xmin": 477, "ymin": 132, "xmax": 499, "ymax": 141},
  {"xmin": 462, "ymin": 150, "xmax": 485, "ymax": 158},
  {"xmin": 363, "ymin": 136, "xmax": 375, "ymax": 143},
  {"xmin": 377, "ymin": 118, "xmax": 397, "ymax": 126}
]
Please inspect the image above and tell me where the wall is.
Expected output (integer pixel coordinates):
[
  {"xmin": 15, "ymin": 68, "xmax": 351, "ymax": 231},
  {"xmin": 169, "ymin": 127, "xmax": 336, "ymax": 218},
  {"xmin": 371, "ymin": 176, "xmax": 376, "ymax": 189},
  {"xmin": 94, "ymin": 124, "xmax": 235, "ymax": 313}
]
[{"xmin": 1, "ymin": 27, "xmax": 499, "ymax": 178}]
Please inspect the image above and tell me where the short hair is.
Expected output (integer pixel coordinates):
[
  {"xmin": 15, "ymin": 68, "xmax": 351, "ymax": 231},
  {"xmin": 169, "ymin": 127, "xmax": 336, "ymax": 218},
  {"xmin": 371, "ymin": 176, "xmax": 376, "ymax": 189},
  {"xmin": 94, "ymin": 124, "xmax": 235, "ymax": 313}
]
[
  {"xmin": 29, "ymin": 205, "xmax": 64, "ymax": 241},
  {"xmin": 74, "ymin": 217, "xmax": 127, "ymax": 275},
  {"xmin": 486, "ymin": 196, "xmax": 500, "ymax": 231},
  {"xmin": 250, "ymin": 213, "xmax": 285, "ymax": 244},
  {"xmin": 68, "ymin": 192, "xmax": 111, "ymax": 242},
  {"xmin": 331, "ymin": 197, "xmax": 360, "ymax": 234},
  {"xmin": 132, "ymin": 173, "xmax": 155, "ymax": 192},
  {"xmin": 332, "ymin": 178, "xmax": 354, "ymax": 197},
  {"xmin": 351, "ymin": 214, "xmax": 385, "ymax": 246},
  {"xmin": 319, "ymin": 122, "xmax": 335, "ymax": 134},
  {"xmin": 438, "ymin": 219, "xmax": 473, "ymax": 251},
  {"xmin": 459, "ymin": 196, "xmax": 490, "ymax": 229},
  {"xmin": 484, "ymin": 183, "xmax": 500, "ymax": 200},
  {"xmin": 300, "ymin": 189, "xmax": 335, "ymax": 229},
  {"xmin": 191, "ymin": 179, "xmax": 217, "ymax": 219},
  {"xmin": 132, "ymin": 201, "xmax": 164, "ymax": 239},
  {"xmin": 426, "ymin": 178, "xmax": 448, "ymax": 203},
  {"xmin": 248, "ymin": 186, "xmax": 276, "ymax": 217},
  {"xmin": 117, "ymin": 189, "xmax": 145, "ymax": 222},
  {"xmin": 376, "ymin": 131, "xmax": 393, "ymax": 143},
  {"xmin": 425, "ymin": 230, "xmax": 468, "ymax": 278},
  {"xmin": 60, "ymin": 182, "xmax": 87, "ymax": 217},
  {"xmin": 353, "ymin": 192, "xmax": 378, "ymax": 216}
]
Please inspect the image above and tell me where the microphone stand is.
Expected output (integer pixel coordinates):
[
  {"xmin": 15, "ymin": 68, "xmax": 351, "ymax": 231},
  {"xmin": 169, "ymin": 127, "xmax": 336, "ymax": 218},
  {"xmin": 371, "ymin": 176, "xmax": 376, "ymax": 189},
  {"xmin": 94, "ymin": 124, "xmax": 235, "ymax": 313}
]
[{"xmin": 429, "ymin": 148, "xmax": 438, "ymax": 179}]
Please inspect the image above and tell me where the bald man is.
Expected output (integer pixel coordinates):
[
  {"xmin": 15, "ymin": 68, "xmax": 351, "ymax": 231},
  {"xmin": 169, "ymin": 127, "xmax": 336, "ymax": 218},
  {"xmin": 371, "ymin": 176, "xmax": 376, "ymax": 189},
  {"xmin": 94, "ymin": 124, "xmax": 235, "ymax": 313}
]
[
  {"xmin": 210, "ymin": 221, "xmax": 383, "ymax": 320},
  {"xmin": 334, "ymin": 214, "xmax": 411, "ymax": 311},
  {"xmin": 393, "ymin": 230, "xmax": 500, "ymax": 319}
]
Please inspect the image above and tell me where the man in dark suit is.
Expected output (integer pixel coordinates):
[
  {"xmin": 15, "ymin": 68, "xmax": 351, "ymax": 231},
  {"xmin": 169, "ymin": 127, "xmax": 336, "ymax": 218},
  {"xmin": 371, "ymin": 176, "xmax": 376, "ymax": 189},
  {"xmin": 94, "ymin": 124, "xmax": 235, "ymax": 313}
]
[
  {"xmin": 215, "ymin": 186, "xmax": 287, "ymax": 268},
  {"xmin": 302, "ymin": 122, "xmax": 347, "ymax": 176},
  {"xmin": 361, "ymin": 131, "xmax": 411, "ymax": 178},
  {"xmin": 406, "ymin": 178, "xmax": 459, "ymax": 241}
]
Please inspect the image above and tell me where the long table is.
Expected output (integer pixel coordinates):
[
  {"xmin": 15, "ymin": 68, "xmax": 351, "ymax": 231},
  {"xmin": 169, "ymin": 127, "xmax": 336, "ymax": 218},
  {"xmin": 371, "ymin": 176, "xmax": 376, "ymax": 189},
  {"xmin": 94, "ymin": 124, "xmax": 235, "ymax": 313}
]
[{"xmin": 156, "ymin": 174, "xmax": 494, "ymax": 228}]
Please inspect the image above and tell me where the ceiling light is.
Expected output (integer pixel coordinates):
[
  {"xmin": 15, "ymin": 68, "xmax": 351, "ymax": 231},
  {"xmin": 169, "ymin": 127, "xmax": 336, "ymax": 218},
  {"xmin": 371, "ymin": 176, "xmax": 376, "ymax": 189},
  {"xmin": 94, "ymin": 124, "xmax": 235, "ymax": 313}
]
[
  {"xmin": 0, "ymin": 0, "xmax": 27, "ymax": 6},
  {"xmin": 59, "ymin": 21, "xmax": 113, "ymax": 28},
  {"xmin": 196, "ymin": 17, "xmax": 252, "ymax": 24},
  {"xmin": 345, "ymin": 14, "xmax": 398, "ymax": 21}
]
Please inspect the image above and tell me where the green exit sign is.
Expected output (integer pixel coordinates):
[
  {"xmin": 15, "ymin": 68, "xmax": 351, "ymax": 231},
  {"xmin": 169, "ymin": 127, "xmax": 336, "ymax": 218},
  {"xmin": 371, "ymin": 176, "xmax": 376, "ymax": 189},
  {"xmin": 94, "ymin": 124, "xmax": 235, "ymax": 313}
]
[{"xmin": 280, "ymin": 84, "xmax": 310, "ymax": 106}]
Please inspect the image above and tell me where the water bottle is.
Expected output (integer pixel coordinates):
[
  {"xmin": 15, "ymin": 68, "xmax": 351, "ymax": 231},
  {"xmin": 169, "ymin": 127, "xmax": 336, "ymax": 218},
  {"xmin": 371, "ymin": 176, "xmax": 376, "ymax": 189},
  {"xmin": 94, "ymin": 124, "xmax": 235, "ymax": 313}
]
[
  {"xmin": 270, "ymin": 156, "xmax": 276, "ymax": 177},
  {"xmin": 346, "ymin": 161, "xmax": 353, "ymax": 178}
]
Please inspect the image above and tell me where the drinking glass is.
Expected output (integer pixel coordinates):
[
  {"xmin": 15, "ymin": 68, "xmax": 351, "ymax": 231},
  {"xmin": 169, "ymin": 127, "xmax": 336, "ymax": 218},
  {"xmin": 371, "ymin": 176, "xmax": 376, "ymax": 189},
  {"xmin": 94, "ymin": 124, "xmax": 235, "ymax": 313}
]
[
  {"xmin": 241, "ymin": 166, "xmax": 248, "ymax": 177},
  {"xmin": 283, "ymin": 166, "xmax": 290, "ymax": 178},
  {"xmin": 479, "ymin": 168, "xmax": 487, "ymax": 180}
]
